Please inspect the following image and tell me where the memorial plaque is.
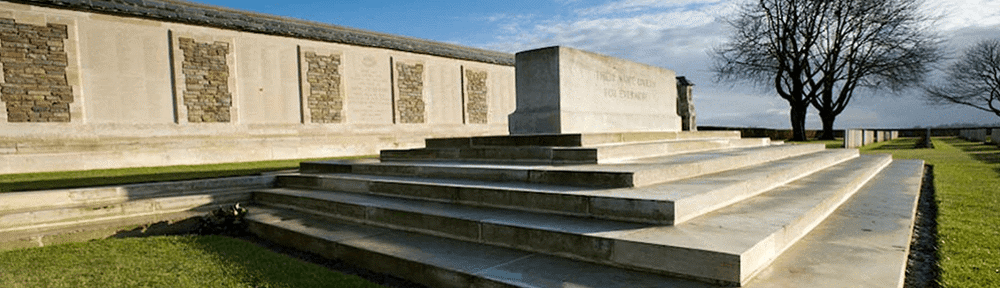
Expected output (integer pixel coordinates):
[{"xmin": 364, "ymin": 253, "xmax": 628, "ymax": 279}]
[
  {"xmin": 508, "ymin": 46, "xmax": 681, "ymax": 134},
  {"xmin": 347, "ymin": 55, "xmax": 393, "ymax": 124}
]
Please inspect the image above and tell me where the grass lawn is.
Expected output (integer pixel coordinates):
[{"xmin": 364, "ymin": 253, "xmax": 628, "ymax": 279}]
[
  {"xmin": 0, "ymin": 235, "xmax": 384, "ymax": 288},
  {"xmin": 0, "ymin": 156, "xmax": 374, "ymax": 193},
  {"xmin": 860, "ymin": 137, "xmax": 1000, "ymax": 287}
]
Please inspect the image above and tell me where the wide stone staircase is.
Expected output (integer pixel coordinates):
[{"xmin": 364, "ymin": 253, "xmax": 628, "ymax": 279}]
[{"xmin": 245, "ymin": 131, "xmax": 924, "ymax": 287}]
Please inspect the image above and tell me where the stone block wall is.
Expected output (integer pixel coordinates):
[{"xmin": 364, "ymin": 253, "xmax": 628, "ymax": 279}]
[
  {"xmin": 304, "ymin": 52, "xmax": 343, "ymax": 123},
  {"xmin": 464, "ymin": 69, "xmax": 488, "ymax": 124},
  {"xmin": 179, "ymin": 38, "xmax": 231, "ymax": 123},
  {"xmin": 395, "ymin": 62, "xmax": 424, "ymax": 123},
  {"xmin": 0, "ymin": 18, "xmax": 72, "ymax": 122}
]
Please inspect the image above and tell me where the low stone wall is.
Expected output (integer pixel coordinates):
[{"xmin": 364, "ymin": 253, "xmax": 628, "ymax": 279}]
[
  {"xmin": 0, "ymin": 0, "xmax": 516, "ymax": 174},
  {"xmin": 0, "ymin": 175, "xmax": 273, "ymax": 251}
]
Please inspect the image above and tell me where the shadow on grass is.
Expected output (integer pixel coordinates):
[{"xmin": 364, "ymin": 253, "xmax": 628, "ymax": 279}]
[
  {"xmin": 943, "ymin": 138, "xmax": 1000, "ymax": 177},
  {"xmin": 870, "ymin": 142, "xmax": 920, "ymax": 150}
]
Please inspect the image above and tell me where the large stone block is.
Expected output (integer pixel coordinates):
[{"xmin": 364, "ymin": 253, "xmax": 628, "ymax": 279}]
[{"xmin": 508, "ymin": 46, "xmax": 681, "ymax": 135}]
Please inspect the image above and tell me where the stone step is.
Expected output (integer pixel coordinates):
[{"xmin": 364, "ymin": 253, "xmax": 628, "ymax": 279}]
[
  {"xmin": 304, "ymin": 144, "xmax": 827, "ymax": 189},
  {"xmin": 244, "ymin": 206, "xmax": 713, "ymax": 288},
  {"xmin": 254, "ymin": 154, "xmax": 892, "ymax": 285},
  {"xmin": 380, "ymin": 137, "xmax": 769, "ymax": 164},
  {"xmin": 284, "ymin": 149, "xmax": 857, "ymax": 224},
  {"xmin": 0, "ymin": 189, "xmax": 251, "ymax": 233},
  {"xmin": 246, "ymin": 158, "xmax": 923, "ymax": 288},
  {"xmin": 423, "ymin": 131, "xmax": 742, "ymax": 148}
]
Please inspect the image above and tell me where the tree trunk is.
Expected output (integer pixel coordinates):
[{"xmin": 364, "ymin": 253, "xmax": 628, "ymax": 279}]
[
  {"xmin": 818, "ymin": 112, "xmax": 837, "ymax": 140},
  {"xmin": 789, "ymin": 103, "xmax": 809, "ymax": 141}
]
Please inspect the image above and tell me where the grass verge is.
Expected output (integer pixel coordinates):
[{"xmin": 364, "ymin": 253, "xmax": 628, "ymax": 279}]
[
  {"xmin": 860, "ymin": 137, "xmax": 1000, "ymax": 287},
  {"xmin": 0, "ymin": 235, "xmax": 384, "ymax": 288},
  {"xmin": 0, "ymin": 156, "xmax": 373, "ymax": 193}
]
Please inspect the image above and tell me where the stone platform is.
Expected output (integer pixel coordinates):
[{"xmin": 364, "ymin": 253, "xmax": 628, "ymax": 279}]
[{"xmin": 246, "ymin": 131, "xmax": 923, "ymax": 287}]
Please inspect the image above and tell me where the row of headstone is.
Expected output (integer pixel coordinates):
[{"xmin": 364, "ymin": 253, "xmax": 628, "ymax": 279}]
[
  {"xmin": 843, "ymin": 129, "xmax": 900, "ymax": 148},
  {"xmin": 959, "ymin": 129, "xmax": 990, "ymax": 143}
]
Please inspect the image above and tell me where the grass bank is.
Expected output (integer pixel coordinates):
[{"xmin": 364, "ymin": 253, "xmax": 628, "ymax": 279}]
[
  {"xmin": 0, "ymin": 235, "xmax": 383, "ymax": 288},
  {"xmin": 0, "ymin": 156, "xmax": 373, "ymax": 193},
  {"xmin": 860, "ymin": 137, "xmax": 1000, "ymax": 287}
]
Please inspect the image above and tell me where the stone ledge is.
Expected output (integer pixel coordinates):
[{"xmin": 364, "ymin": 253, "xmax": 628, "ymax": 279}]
[{"xmin": 8, "ymin": 0, "xmax": 515, "ymax": 66}]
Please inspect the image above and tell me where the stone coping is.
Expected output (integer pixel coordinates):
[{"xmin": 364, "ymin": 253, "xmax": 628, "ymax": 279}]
[{"xmin": 9, "ymin": 0, "xmax": 514, "ymax": 65}]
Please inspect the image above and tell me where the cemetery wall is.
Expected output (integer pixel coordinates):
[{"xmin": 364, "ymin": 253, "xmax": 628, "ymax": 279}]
[{"xmin": 0, "ymin": 0, "xmax": 516, "ymax": 174}]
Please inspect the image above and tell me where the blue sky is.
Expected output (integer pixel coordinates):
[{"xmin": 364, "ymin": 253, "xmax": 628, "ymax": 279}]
[{"xmin": 194, "ymin": 0, "xmax": 1000, "ymax": 129}]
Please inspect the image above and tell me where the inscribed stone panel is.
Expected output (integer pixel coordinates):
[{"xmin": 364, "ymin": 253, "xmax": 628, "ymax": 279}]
[{"xmin": 0, "ymin": 18, "xmax": 73, "ymax": 122}]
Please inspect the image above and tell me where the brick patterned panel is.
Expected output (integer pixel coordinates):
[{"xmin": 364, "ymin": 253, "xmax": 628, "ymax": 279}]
[
  {"xmin": 304, "ymin": 52, "xmax": 343, "ymax": 123},
  {"xmin": 0, "ymin": 18, "xmax": 72, "ymax": 122},
  {"xmin": 464, "ymin": 69, "xmax": 488, "ymax": 124},
  {"xmin": 179, "ymin": 38, "xmax": 231, "ymax": 123},
  {"xmin": 395, "ymin": 62, "xmax": 424, "ymax": 124}
]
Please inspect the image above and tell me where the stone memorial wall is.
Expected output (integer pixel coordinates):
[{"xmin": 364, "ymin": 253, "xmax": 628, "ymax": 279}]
[{"xmin": 0, "ymin": 0, "xmax": 515, "ymax": 174}]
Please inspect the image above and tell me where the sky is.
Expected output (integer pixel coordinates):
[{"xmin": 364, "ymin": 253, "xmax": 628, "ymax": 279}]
[{"xmin": 192, "ymin": 0, "xmax": 1000, "ymax": 129}]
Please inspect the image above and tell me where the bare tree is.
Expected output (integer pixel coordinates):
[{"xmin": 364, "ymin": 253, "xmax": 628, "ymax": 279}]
[
  {"xmin": 924, "ymin": 39, "xmax": 1000, "ymax": 118},
  {"xmin": 712, "ymin": 0, "xmax": 827, "ymax": 141},
  {"xmin": 810, "ymin": 0, "xmax": 942, "ymax": 140},
  {"xmin": 712, "ymin": 0, "xmax": 942, "ymax": 141}
]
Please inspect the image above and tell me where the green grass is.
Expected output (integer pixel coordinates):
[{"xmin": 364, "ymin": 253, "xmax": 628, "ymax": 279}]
[
  {"xmin": 0, "ymin": 156, "xmax": 374, "ymax": 193},
  {"xmin": 860, "ymin": 137, "xmax": 1000, "ymax": 287},
  {"xmin": 0, "ymin": 235, "xmax": 383, "ymax": 288}
]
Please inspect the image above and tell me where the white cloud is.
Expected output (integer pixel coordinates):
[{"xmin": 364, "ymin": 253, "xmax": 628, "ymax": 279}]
[
  {"xmin": 928, "ymin": 0, "xmax": 1000, "ymax": 30},
  {"xmin": 470, "ymin": 0, "xmax": 1000, "ymax": 128}
]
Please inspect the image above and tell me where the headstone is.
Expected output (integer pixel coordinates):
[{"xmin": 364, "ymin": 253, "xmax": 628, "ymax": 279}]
[
  {"xmin": 844, "ymin": 129, "xmax": 863, "ymax": 148},
  {"xmin": 676, "ymin": 76, "xmax": 696, "ymax": 131},
  {"xmin": 508, "ymin": 46, "xmax": 682, "ymax": 135},
  {"xmin": 863, "ymin": 130, "xmax": 875, "ymax": 145},
  {"xmin": 991, "ymin": 129, "xmax": 1000, "ymax": 144}
]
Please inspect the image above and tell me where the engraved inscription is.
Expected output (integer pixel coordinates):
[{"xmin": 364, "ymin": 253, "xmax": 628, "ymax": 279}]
[
  {"xmin": 596, "ymin": 71, "xmax": 655, "ymax": 101},
  {"xmin": 351, "ymin": 63, "xmax": 392, "ymax": 124}
]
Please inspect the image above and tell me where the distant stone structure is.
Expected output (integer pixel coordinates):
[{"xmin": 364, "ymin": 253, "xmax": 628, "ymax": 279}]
[
  {"xmin": 676, "ymin": 76, "xmax": 696, "ymax": 131},
  {"xmin": 508, "ymin": 46, "xmax": 682, "ymax": 134}
]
